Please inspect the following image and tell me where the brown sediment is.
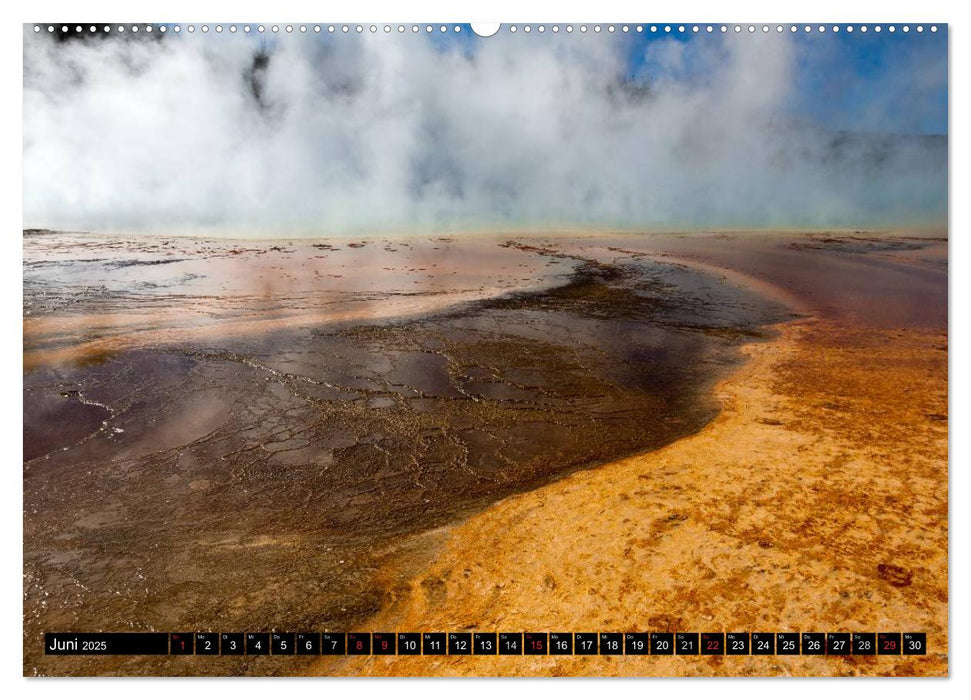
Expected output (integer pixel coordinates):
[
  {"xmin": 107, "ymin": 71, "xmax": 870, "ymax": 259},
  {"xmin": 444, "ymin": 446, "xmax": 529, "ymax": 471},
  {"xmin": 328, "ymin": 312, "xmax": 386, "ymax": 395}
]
[
  {"xmin": 329, "ymin": 320, "xmax": 947, "ymax": 677},
  {"xmin": 326, "ymin": 235, "xmax": 948, "ymax": 678},
  {"xmin": 24, "ymin": 233, "xmax": 786, "ymax": 676},
  {"xmin": 22, "ymin": 230, "xmax": 947, "ymax": 677}
]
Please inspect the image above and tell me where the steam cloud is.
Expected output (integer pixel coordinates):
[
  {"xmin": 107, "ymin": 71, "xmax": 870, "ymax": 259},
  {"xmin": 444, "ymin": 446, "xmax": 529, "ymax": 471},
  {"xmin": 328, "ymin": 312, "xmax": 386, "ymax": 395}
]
[{"xmin": 23, "ymin": 28, "xmax": 947, "ymax": 235}]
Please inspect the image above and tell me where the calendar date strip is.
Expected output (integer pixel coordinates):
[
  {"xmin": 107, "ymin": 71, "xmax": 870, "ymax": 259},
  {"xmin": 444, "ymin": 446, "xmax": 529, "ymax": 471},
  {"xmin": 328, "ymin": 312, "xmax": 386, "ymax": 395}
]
[{"xmin": 45, "ymin": 631, "xmax": 927, "ymax": 656}]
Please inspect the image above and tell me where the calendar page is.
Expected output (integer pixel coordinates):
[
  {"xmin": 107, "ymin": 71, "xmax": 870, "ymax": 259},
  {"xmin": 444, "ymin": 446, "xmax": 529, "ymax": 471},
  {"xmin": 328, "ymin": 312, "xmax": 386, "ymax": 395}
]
[{"xmin": 22, "ymin": 20, "xmax": 947, "ymax": 678}]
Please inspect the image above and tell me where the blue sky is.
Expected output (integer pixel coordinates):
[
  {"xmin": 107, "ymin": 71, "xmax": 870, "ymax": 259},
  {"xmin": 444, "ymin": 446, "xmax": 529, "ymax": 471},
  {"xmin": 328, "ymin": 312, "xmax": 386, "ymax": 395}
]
[
  {"xmin": 615, "ymin": 25, "xmax": 945, "ymax": 135},
  {"xmin": 788, "ymin": 27, "xmax": 947, "ymax": 135},
  {"xmin": 448, "ymin": 24, "xmax": 949, "ymax": 136}
]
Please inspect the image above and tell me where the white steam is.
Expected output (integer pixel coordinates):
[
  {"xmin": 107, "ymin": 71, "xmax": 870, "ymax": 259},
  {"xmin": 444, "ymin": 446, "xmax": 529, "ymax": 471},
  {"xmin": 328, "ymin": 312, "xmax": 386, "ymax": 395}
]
[{"xmin": 23, "ymin": 28, "xmax": 946, "ymax": 235}]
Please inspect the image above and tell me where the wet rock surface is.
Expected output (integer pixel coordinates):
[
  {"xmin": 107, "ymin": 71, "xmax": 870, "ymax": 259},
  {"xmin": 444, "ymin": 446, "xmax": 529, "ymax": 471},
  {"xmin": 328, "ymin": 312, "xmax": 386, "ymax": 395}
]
[{"xmin": 23, "ymin": 234, "xmax": 788, "ymax": 675}]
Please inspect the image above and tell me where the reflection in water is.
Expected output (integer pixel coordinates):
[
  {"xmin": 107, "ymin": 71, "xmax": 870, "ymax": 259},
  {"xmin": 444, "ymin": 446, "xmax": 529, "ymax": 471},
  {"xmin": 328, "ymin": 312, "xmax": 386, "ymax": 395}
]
[{"xmin": 23, "ymin": 232, "xmax": 578, "ymax": 369}]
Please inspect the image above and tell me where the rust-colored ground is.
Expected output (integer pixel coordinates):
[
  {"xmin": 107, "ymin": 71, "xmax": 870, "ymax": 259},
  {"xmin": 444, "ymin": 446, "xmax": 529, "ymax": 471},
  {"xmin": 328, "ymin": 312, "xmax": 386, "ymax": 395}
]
[{"xmin": 326, "ymin": 287, "xmax": 947, "ymax": 676}]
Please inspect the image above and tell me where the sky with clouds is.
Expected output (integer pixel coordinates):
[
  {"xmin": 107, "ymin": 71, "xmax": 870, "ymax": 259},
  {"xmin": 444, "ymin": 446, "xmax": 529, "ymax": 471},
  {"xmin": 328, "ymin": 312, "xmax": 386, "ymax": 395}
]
[{"xmin": 22, "ymin": 25, "xmax": 947, "ymax": 235}]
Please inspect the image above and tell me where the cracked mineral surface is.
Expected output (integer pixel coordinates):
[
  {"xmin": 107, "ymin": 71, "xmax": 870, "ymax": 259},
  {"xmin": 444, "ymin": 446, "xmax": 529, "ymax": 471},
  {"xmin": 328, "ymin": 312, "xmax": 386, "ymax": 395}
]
[{"xmin": 24, "ymin": 231, "xmax": 795, "ymax": 675}]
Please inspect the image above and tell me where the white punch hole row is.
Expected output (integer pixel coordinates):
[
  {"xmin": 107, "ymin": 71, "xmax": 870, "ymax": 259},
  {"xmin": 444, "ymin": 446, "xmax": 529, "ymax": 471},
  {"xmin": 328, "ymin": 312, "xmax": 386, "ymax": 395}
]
[{"xmin": 33, "ymin": 24, "xmax": 941, "ymax": 35}]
